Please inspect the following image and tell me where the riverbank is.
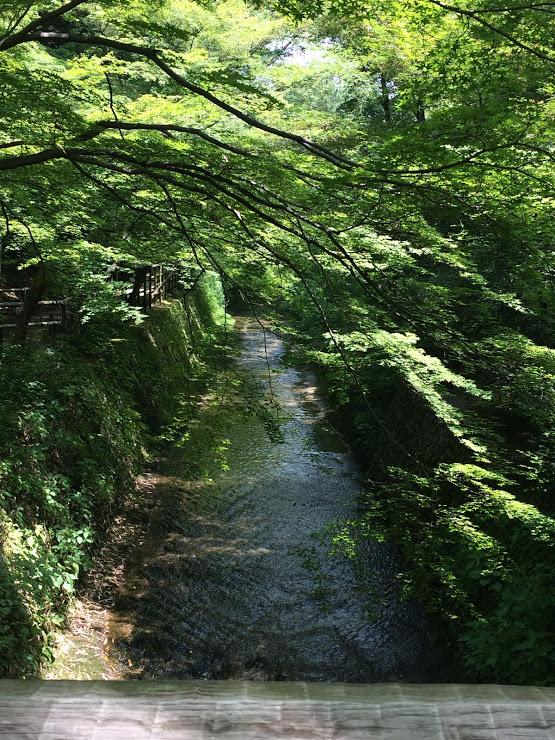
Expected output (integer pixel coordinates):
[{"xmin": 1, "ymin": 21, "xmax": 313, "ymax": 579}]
[
  {"xmin": 0, "ymin": 275, "xmax": 226, "ymax": 678},
  {"xmin": 277, "ymin": 300, "xmax": 555, "ymax": 685},
  {"xmin": 43, "ymin": 472, "xmax": 165, "ymax": 679}
]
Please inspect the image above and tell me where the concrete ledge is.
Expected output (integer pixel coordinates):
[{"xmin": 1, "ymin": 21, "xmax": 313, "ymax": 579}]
[{"xmin": 1, "ymin": 681, "xmax": 554, "ymax": 739}]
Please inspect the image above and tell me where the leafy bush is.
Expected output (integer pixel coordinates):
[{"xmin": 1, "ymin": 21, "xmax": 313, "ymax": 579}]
[{"xmin": 0, "ymin": 344, "xmax": 144, "ymax": 675}]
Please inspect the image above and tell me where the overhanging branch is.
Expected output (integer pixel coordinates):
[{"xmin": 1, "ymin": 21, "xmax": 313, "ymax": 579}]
[
  {"xmin": 79, "ymin": 121, "xmax": 253, "ymax": 158},
  {"xmin": 0, "ymin": 0, "xmax": 88, "ymax": 48},
  {"xmin": 426, "ymin": 0, "xmax": 555, "ymax": 61},
  {"xmin": 0, "ymin": 29, "xmax": 358, "ymax": 168}
]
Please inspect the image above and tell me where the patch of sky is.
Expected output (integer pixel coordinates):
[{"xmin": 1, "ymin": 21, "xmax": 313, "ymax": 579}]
[{"xmin": 265, "ymin": 38, "xmax": 336, "ymax": 67}]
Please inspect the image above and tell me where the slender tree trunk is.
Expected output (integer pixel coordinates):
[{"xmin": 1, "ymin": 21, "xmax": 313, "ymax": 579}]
[
  {"xmin": 12, "ymin": 270, "xmax": 45, "ymax": 345},
  {"xmin": 128, "ymin": 266, "xmax": 149, "ymax": 306},
  {"xmin": 380, "ymin": 74, "xmax": 391, "ymax": 122}
]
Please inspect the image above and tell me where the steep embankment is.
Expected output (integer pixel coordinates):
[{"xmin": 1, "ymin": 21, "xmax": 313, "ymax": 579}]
[
  {"xmin": 286, "ymin": 331, "xmax": 555, "ymax": 686},
  {"xmin": 0, "ymin": 275, "xmax": 224, "ymax": 677}
]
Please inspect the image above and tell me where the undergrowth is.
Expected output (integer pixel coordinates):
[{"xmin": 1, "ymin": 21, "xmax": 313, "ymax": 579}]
[
  {"xmin": 0, "ymin": 273, "xmax": 225, "ymax": 677},
  {"xmin": 281, "ymin": 300, "xmax": 555, "ymax": 686}
]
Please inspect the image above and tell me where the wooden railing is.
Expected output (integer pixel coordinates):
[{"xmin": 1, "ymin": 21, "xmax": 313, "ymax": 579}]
[
  {"xmin": 0, "ymin": 292, "xmax": 71, "ymax": 343},
  {"xmin": 0, "ymin": 296, "xmax": 69, "ymax": 329},
  {"xmin": 126, "ymin": 265, "xmax": 179, "ymax": 312},
  {"xmin": 0, "ymin": 265, "xmax": 179, "ymax": 343}
]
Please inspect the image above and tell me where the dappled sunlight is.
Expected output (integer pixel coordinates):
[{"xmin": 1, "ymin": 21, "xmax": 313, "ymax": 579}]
[
  {"xmin": 156, "ymin": 540, "xmax": 274, "ymax": 559},
  {"xmin": 105, "ymin": 317, "xmax": 440, "ymax": 682}
]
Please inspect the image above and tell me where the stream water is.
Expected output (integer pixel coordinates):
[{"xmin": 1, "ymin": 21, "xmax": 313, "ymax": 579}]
[{"xmin": 109, "ymin": 316, "xmax": 442, "ymax": 682}]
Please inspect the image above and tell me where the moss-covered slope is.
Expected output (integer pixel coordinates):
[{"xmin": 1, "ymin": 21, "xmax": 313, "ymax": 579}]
[{"xmin": 0, "ymin": 275, "xmax": 224, "ymax": 677}]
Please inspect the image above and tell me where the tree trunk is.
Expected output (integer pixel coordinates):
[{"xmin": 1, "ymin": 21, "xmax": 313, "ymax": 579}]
[
  {"xmin": 12, "ymin": 270, "xmax": 45, "ymax": 345},
  {"xmin": 380, "ymin": 74, "xmax": 391, "ymax": 122},
  {"xmin": 128, "ymin": 266, "xmax": 149, "ymax": 306}
]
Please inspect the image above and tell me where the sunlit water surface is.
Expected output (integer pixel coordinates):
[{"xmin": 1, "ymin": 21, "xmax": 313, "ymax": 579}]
[{"xmin": 109, "ymin": 316, "xmax": 442, "ymax": 682}]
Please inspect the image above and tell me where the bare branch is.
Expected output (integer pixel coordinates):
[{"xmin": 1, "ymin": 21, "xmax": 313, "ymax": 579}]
[
  {"xmin": 79, "ymin": 121, "xmax": 253, "ymax": 157},
  {"xmin": 0, "ymin": 147, "xmax": 67, "ymax": 170},
  {"xmin": 0, "ymin": 3, "xmax": 33, "ymax": 42},
  {"xmin": 104, "ymin": 72, "xmax": 125, "ymax": 140},
  {"xmin": 471, "ymin": 2, "xmax": 555, "ymax": 11}
]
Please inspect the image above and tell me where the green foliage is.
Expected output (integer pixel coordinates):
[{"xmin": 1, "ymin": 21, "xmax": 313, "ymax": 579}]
[
  {"xmin": 373, "ymin": 467, "xmax": 555, "ymax": 684},
  {"xmin": 307, "ymin": 460, "xmax": 555, "ymax": 684},
  {"xmin": 0, "ymin": 279, "xmax": 224, "ymax": 676},
  {"xmin": 83, "ymin": 274, "xmax": 225, "ymax": 437},
  {"xmin": 0, "ymin": 338, "xmax": 147, "ymax": 667},
  {"xmin": 0, "ymin": 345, "xmax": 144, "ymax": 674}
]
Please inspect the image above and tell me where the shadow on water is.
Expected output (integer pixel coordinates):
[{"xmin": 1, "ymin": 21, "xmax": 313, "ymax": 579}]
[{"xmin": 109, "ymin": 316, "xmax": 444, "ymax": 682}]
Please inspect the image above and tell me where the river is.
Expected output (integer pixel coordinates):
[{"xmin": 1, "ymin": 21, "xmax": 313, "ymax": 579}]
[{"xmin": 108, "ymin": 315, "xmax": 442, "ymax": 682}]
